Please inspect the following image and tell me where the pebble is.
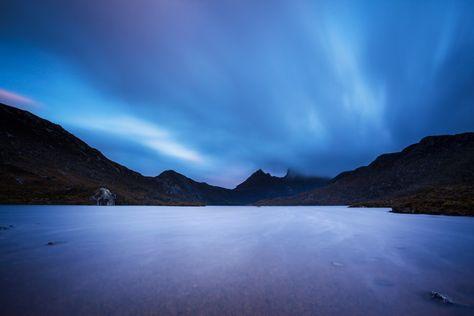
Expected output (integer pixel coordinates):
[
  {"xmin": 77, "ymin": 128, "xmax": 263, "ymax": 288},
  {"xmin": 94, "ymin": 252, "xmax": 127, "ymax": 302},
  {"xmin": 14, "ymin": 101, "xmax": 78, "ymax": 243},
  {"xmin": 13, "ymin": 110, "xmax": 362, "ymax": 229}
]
[{"xmin": 430, "ymin": 291, "xmax": 453, "ymax": 305}]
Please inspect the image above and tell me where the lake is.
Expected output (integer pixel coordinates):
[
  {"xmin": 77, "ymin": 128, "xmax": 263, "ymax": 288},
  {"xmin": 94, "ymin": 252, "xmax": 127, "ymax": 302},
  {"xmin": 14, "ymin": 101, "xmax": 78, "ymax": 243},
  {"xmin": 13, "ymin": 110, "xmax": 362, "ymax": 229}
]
[{"xmin": 1, "ymin": 206, "xmax": 473, "ymax": 315}]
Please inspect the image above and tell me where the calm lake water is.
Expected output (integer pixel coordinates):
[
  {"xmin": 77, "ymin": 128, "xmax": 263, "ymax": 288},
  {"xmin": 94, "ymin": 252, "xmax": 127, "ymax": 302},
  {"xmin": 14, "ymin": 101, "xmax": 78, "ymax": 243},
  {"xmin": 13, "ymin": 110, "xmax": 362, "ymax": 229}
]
[{"xmin": 1, "ymin": 206, "xmax": 473, "ymax": 316}]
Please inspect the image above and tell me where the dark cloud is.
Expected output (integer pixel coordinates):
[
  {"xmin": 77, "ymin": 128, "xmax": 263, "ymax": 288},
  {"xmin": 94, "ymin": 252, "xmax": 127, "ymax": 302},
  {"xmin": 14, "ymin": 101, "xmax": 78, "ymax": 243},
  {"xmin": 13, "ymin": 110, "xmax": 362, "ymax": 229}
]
[{"xmin": 1, "ymin": 0, "xmax": 473, "ymax": 187}]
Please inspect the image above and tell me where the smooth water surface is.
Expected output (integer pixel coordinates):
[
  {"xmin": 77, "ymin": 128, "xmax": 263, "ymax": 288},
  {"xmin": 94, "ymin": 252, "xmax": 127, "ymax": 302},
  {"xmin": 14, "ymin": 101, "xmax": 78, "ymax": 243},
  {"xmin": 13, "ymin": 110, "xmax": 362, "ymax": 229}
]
[{"xmin": 1, "ymin": 206, "xmax": 474, "ymax": 315}]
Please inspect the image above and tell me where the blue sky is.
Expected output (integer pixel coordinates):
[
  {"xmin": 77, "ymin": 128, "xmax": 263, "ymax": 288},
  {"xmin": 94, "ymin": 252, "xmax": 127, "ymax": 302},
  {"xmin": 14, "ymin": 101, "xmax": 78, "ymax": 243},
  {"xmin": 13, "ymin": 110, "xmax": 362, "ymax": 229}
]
[{"xmin": 1, "ymin": 0, "xmax": 474, "ymax": 188}]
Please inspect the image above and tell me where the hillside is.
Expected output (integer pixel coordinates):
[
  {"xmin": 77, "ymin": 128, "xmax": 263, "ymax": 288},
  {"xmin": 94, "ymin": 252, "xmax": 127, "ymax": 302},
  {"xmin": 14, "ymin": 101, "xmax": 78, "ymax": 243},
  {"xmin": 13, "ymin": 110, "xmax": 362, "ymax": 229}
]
[
  {"xmin": 259, "ymin": 133, "xmax": 474, "ymax": 215},
  {"xmin": 0, "ymin": 103, "xmax": 328, "ymax": 205},
  {"xmin": 0, "ymin": 103, "xmax": 182, "ymax": 205},
  {"xmin": 154, "ymin": 170, "xmax": 236, "ymax": 205}
]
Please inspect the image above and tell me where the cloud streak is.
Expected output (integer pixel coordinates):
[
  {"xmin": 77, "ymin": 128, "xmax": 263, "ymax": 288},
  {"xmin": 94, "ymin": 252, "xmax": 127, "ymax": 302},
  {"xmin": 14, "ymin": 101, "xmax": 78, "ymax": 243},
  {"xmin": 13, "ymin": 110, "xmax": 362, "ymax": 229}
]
[
  {"xmin": 0, "ymin": 88, "xmax": 38, "ymax": 109},
  {"xmin": 69, "ymin": 115, "xmax": 205, "ymax": 164}
]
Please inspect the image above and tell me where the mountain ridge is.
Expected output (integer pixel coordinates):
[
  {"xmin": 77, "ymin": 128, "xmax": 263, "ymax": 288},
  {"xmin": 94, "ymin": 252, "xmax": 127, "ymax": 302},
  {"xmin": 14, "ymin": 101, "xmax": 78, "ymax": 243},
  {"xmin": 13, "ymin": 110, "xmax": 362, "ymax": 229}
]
[
  {"xmin": 232, "ymin": 168, "xmax": 329, "ymax": 204},
  {"xmin": 2, "ymin": 102, "xmax": 473, "ymax": 214},
  {"xmin": 258, "ymin": 132, "xmax": 474, "ymax": 215},
  {"xmin": 0, "ymin": 103, "xmax": 327, "ymax": 205}
]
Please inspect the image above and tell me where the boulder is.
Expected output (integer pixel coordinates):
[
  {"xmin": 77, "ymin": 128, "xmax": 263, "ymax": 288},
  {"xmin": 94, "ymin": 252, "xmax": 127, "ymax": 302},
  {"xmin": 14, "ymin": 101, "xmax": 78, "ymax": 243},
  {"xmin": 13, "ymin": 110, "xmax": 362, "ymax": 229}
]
[{"xmin": 93, "ymin": 187, "xmax": 116, "ymax": 206}]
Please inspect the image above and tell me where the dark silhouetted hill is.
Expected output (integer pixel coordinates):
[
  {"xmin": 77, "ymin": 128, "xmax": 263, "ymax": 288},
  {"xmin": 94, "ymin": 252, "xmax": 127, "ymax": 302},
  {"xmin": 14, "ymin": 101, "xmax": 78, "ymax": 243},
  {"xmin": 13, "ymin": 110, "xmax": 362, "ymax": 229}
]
[
  {"xmin": 259, "ymin": 133, "xmax": 474, "ymax": 215},
  {"xmin": 0, "ymin": 103, "xmax": 328, "ymax": 205},
  {"xmin": 234, "ymin": 169, "xmax": 329, "ymax": 204}
]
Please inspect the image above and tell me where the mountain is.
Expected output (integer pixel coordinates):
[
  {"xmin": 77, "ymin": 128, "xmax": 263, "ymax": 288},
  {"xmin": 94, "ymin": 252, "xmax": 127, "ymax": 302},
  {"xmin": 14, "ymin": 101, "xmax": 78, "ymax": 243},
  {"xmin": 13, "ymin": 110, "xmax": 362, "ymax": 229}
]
[
  {"xmin": 259, "ymin": 133, "xmax": 474, "ymax": 215},
  {"xmin": 154, "ymin": 170, "xmax": 235, "ymax": 205},
  {"xmin": 0, "ymin": 103, "xmax": 185, "ymax": 205},
  {"xmin": 155, "ymin": 168, "xmax": 328, "ymax": 205},
  {"xmin": 233, "ymin": 169, "xmax": 329, "ymax": 204},
  {"xmin": 0, "ymin": 103, "xmax": 328, "ymax": 205},
  {"xmin": 5, "ymin": 102, "xmax": 470, "ymax": 214}
]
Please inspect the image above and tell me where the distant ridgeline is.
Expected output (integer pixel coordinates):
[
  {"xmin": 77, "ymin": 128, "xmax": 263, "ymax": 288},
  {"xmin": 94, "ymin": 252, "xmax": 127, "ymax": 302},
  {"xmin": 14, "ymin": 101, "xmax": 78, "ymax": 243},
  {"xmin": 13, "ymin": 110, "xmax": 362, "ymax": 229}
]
[{"xmin": 1, "ymin": 102, "xmax": 473, "ymax": 215}]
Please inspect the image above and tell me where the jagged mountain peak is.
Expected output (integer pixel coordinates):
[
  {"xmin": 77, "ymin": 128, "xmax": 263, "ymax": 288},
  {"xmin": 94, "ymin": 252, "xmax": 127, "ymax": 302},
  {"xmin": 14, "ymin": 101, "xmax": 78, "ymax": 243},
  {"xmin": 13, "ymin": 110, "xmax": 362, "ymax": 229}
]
[
  {"xmin": 250, "ymin": 169, "xmax": 271, "ymax": 178},
  {"xmin": 235, "ymin": 169, "xmax": 273, "ymax": 190}
]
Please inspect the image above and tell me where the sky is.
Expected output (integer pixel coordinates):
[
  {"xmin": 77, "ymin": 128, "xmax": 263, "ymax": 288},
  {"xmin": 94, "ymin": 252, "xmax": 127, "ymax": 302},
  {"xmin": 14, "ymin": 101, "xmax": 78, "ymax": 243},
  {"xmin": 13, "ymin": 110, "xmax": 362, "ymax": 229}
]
[{"xmin": 1, "ymin": 0, "xmax": 474, "ymax": 188}]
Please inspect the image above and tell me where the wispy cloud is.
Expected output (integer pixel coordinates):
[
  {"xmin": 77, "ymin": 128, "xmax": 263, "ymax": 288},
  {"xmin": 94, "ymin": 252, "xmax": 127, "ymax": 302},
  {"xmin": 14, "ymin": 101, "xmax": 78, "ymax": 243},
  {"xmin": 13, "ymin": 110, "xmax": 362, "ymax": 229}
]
[
  {"xmin": 70, "ymin": 115, "xmax": 205, "ymax": 164},
  {"xmin": 143, "ymin": 139, "xmax": 204, "ymax": 163},
  {"xmin": 0, "ymin": 88, "xmax": 39, "ymax": 109}
]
